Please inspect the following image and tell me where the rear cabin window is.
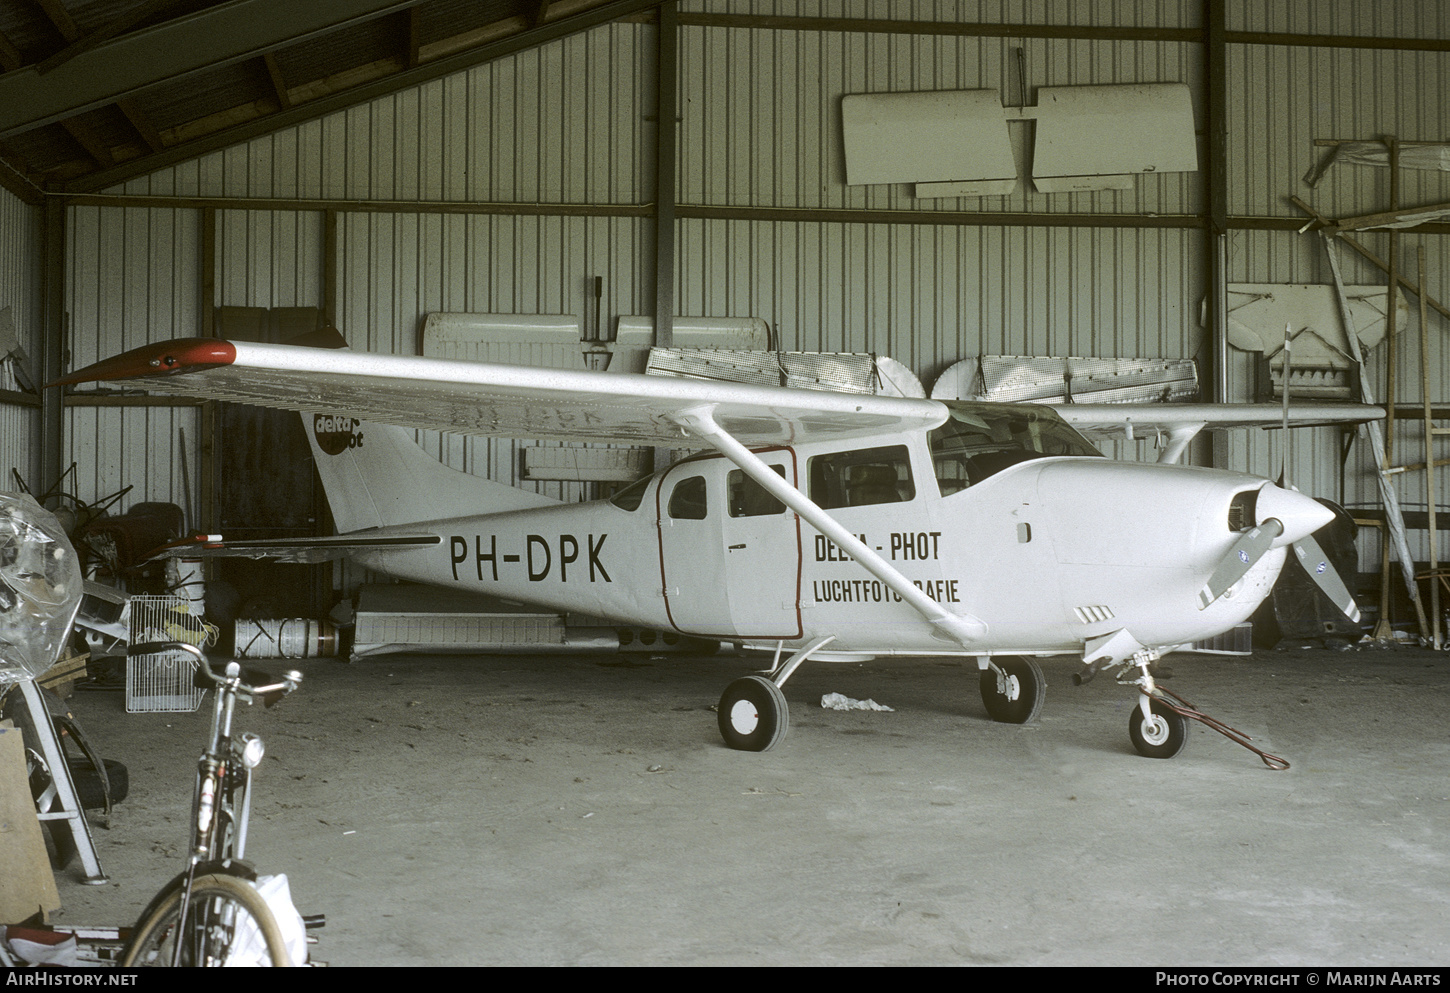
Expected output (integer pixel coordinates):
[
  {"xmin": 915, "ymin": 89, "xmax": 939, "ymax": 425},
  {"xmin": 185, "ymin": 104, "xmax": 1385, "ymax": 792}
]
[
  {"xmin": 727, "ymin": 466, "xmax": 787, "ymax": 518},
  {"xmin": 667, "ymin": 476, "xmax": 708, "ymax": 520},
  {"xmin": 807, "ymin": 446, "xmax": 915, "ymax": 510}
]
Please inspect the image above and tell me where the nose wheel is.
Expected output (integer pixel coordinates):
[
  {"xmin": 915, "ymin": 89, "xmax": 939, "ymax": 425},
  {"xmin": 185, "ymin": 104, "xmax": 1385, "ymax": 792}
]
[
  {"xmin": 1128, "ymin": 697, "xmax": 1188, "ymax": 759},
  {"xmin": 718, "ymin": 675, "xmax": 790, "ymax": 752},
  {"xmin": 979, "ymin": 656, "xmax": 1045, "ymax": 724}
]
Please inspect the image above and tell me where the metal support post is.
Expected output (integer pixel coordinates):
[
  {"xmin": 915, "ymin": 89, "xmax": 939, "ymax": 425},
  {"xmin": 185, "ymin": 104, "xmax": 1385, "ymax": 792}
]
[
  {"xmin": 1322, "ymin": 235, "xmax": 1429, "ymax": 642},
  {"xmin": 1419, "ymin": 249, "xmax": 1444, "ymax": 649}
]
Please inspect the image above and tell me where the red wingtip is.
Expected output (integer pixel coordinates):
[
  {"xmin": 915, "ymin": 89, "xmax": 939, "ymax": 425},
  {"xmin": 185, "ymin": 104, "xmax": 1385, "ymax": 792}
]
[{"xmin": 49, "ymin": 338, "xmax": 237, "ymax": 387}]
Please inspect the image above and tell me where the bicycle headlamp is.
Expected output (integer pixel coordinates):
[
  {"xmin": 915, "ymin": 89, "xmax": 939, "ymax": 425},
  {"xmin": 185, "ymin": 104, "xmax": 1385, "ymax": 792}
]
[{"xmin": 239, "ymin": 732, "xmax": 266, "ymax": 768}]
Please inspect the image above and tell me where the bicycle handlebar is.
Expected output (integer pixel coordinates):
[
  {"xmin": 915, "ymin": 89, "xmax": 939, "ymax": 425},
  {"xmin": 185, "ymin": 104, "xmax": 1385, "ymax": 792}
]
[{"xmin": 127, "ymin": 641, "xmax": 302, "ymax": 707}]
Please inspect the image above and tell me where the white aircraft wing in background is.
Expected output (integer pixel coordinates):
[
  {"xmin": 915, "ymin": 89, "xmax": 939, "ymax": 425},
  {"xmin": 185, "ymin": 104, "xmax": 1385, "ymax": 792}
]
[
  {"xmin": 1055, "ymin": 402, "xmax": 1383, "ymax": 463},
  {"xmin": 56, "ymin": 334, "xmax": 948, "ymax": 448}
]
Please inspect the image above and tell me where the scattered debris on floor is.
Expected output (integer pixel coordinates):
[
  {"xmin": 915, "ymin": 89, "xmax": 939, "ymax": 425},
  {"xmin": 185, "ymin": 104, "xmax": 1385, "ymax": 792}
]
[{"xmin": 820, "ymin": 693, "xmax": 893, "ymax": 712}]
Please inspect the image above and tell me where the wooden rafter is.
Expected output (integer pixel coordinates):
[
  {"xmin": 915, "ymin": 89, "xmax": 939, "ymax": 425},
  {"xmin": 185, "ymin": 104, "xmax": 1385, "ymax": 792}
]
[
  {"xmin": 60, "ymin": 116, "xmax": 113, "ymax": 169},
  {"xmin": 34, "ymin": 0, "xmax": 80, "ymax": 42},
  {"xmin": 407, "ymin": 6, "xmax": 421, "ymax": 68},
  {"xmin": 117, "ymin": 97, "xmax": 165, "ymax": 153},
  {"xmin": 262, "ymin": 52, "xmax": 292, "ymax": 110},
  {"xmin": 36, "ymin": 0, "xmax": 196, "ymax": 76},
  {"xmin": 56, "ymin": 0, "xmax": 664, "ymax": 194},
  {"xmin": 0, "ymin": 28, "xmax": 23, "ymax": 71}
]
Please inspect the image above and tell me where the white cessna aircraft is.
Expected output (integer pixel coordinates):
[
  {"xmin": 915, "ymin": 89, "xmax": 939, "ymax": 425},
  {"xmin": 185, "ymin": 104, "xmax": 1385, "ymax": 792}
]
[{"xmin": 57, "ymin": 330, "xmax": 1380, "ymax": 760}]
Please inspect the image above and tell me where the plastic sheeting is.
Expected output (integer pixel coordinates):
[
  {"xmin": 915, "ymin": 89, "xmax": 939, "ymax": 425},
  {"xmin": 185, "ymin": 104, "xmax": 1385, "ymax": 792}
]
[{"xmin": 0, "ymin": 492, "xmax": 82, "ymax": 682}]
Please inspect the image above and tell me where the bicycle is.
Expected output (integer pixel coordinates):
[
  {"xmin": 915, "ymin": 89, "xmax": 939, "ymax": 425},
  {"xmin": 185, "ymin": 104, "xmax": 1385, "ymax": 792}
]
[{"xmin": 119, "ymin": 641, "xmax": 311, "ymax": 967}]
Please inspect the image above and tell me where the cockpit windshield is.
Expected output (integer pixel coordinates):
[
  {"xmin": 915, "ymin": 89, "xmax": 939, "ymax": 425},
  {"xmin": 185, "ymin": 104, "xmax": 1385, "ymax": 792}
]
[
  {"xmin": 930, "ymin": 401, "xmax": 1102, "ymax": 495},
  {"xmin": 608, "ymin": 473, "xmax": 653, "ymax": 511}
]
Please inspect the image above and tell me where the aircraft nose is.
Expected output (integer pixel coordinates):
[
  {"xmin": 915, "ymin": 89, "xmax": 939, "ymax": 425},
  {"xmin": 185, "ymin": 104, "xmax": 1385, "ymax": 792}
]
[{"xmin": 1255, "ymin": 484, "xmax": 1335, "ymax": 546}]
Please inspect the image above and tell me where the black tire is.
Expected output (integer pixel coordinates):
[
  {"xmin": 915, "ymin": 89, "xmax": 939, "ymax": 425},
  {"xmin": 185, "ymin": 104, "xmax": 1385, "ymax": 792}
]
[
  {"xmin": 71, "ymin": 758, "xmax": 128, "ymax": 809},
  {"xmin": 979, "ymin": 657, "xmax": 1045, "ymax": 724},
  {"xmin": 717, "ymin": 675, "xmax": 789, "ymax": 752},
  {"xmin": 120, "ymin": 872, "xmax": 292, "ymax": 967},
  {"xmin": 1128, "ymin": 699, "xmax": 1189, "ymax": 759}
]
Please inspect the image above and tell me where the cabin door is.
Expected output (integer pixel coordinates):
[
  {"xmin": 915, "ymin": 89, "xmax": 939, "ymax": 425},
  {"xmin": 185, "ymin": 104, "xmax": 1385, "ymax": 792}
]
[{"xmin": 657, "ymin": 454, "xmax": 802, "ymax": 639}]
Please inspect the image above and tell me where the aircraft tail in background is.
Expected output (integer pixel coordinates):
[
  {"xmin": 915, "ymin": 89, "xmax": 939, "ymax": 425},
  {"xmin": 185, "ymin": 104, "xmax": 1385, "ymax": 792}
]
[{"xmin": 301, "ymin": 414, "xmax": 557, "ymax": 533}]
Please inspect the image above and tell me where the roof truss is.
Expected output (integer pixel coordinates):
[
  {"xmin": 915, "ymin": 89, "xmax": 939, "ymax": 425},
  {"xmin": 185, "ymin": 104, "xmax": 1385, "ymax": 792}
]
[{"xmin": 0, "ymin": 0, "xmax": 662, "ymax": 197}]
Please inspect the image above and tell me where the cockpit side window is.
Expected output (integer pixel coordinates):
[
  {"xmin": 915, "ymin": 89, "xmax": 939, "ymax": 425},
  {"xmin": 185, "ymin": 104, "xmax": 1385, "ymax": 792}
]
[
  {"xmin": 808, "ymin": 445, "xmax": 915, "ymax": 510},
  {"xmin": 667, "ymin": 475, "xmax": 708, "ymax": 520},
  {"xmin": 931, "ymin": 403, "xmax": 1102, "ymax": 494},
  {"xmin": 728, "ymin": 465, "xmax": 787, "ymax": 517}
]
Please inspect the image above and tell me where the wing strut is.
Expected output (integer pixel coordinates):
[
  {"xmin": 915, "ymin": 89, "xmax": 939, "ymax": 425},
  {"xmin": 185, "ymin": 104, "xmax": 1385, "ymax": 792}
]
[
  {"xmin": 668, "ymin": 404, "xmax": 988, "ymax": 648},
  {"xmin": 1156, "ymin": 422, "xmax": 1206, "ymax": 464}
]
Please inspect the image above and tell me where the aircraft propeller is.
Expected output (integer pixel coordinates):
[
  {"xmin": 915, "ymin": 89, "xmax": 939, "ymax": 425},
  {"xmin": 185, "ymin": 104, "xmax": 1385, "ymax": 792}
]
[
  {"xmin": 1199, "ymin": 322, "xmax": 1361, "ymax": 623},
  {"xmin": 1197, "ymin": 483, "xmax": 1358, "ymax": 622},
  {"xmin": 1198, "ymin": 518, "xmax": 1283, "ymax": 610},
  {"xmin": 1288, "ymin": 530, "xmax": 1360, "ymax": 622}
]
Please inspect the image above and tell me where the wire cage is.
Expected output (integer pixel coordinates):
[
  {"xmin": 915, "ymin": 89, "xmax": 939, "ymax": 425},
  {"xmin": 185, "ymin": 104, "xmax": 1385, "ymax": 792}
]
[{"xmin": 126, "ymin": 595, "xmax": 209, "ymax": 713}]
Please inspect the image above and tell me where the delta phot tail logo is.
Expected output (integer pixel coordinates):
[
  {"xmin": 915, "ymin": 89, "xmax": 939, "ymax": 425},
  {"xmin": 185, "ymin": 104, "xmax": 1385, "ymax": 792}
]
[{"xmin": 313, "ymin": 414, "xmax": 363, "ymax": 455}]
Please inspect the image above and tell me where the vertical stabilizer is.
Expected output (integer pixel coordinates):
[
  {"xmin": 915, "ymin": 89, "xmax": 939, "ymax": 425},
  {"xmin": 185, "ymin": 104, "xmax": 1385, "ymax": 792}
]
[
  {"xmin": 289, "ymin": 329, "xmax": 557, "ymax": 531},
  {"xmin": 302, "ymin": 415, "xmax": 554, "ymax": 532}
]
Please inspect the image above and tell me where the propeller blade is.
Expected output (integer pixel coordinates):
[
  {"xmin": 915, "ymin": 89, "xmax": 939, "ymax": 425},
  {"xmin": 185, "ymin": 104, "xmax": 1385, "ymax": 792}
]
[
  {"xmin": 1291, "ymin": 534, "xmax": 1361, "ymax": 623},
  {"xmin": 1199, "ymin": 519, "xmax": 1284, "ymax": 609}
]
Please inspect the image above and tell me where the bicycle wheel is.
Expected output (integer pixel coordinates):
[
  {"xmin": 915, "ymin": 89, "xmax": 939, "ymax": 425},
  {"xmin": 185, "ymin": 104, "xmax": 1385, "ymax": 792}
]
[{"xmin": 121, "ymin": 872, "xmax": 293, "ymax": 967}]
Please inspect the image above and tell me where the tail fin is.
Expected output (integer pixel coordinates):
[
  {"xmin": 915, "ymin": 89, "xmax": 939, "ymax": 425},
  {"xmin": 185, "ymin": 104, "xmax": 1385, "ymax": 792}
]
[
  {"xmin": 290, "ymin": 328, "xmax": 556, "ymax": 532},
  {"xmin": 303, "ymin": 416, "xmax": 556, "ymax": 532}
]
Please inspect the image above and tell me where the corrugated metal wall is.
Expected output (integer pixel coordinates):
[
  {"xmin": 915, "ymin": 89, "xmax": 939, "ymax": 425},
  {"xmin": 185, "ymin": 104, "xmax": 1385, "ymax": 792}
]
[
  {"xmin": 61, "ymin": 205, "xmax": 202, "ymax": 513},
  {"xmin": 677, "ymin": 23, "xmax": 1202, "ymax": 216},
  {"xmin": 0, "ymin": 187, "xmax": 36, "ymax": 493},
  {"xmin": 676, "ymin": 219, "xmax": 1199, "ymax": 372},
  {"xmin": 46, "ymin": 2, "xmax": 1449, "ymax": 590},
  {"xmin": 334, "ymin": 209, "xmax": 648, "ymax": 505}
]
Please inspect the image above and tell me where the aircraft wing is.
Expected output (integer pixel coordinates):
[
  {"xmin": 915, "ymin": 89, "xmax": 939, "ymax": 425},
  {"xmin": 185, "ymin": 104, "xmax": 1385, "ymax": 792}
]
[
  {"xmin": 1053, "ymin": 402, "xmax": 1384, "ymax": 439},
  {"xmin": 55, "ymin": 338, "xmax": 949, "ymax": 447}
]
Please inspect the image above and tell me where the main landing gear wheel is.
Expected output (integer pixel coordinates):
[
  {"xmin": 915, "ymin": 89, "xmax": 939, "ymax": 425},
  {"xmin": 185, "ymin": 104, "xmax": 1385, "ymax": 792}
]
[
  {"xmin": 980, "ymin": 656, "xmax": 1045, "ymax": 724},
  {"xmin": 718, "ymin": 675, "xmax": 789, "ymax": 752},
  {"xmin": 1129, "ymin": 698, "xmax": 1189, "ymax": 759}
]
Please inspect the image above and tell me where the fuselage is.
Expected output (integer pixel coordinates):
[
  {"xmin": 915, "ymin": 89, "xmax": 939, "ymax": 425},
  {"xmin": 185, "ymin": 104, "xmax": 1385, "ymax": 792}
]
[{"xmin": 350, "ymin": 403, "xmax": 1297, "ymax": 659}]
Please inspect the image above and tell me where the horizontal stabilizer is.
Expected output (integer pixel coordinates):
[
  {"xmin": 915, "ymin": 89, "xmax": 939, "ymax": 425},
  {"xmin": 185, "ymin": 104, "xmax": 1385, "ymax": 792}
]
[{"xmin": 151, "ymin": 532, "xmax": 441, "ymax": 565}]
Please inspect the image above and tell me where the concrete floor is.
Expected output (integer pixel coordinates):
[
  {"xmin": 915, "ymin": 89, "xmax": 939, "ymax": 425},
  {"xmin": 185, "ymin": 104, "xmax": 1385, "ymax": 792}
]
[{"xmin": 42, "ymin": 644, "xmax": 1450, "ymax": 966}]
